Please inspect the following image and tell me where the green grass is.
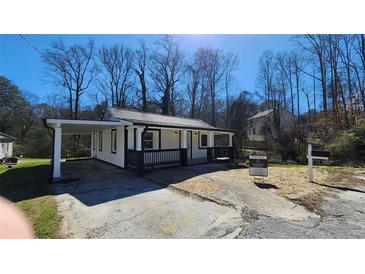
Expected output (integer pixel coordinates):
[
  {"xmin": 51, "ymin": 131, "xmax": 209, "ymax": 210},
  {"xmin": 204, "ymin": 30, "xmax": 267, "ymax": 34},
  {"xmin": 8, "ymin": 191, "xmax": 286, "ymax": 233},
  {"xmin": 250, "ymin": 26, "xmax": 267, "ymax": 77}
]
[
  {"xmin": 18, "ymin": 195, "xmax": 61, "ymax": 238},
  {"xmin": 270, "ymin": 163, "xmax": 307, "ymax": 169},
  {"xmin": 0, "ymin": 158, "xmax": 61, "ymax": 238},
  {"xmin": 318, "ymin": 165, "xmax": 352, "ymax": 174}
]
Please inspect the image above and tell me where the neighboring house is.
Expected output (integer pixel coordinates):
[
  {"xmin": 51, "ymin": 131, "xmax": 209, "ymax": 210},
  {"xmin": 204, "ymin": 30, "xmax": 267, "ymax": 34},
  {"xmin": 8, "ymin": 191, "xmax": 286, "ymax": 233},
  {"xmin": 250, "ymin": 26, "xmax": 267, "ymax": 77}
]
[
  {"xmin": 46, "ymin": 107, "xmax": 235, "ymax": 179},
  {"xmin": 0, "ymin": 132, "xmax": 16, "ymax": 159},
  {"xmin": 246, "ymin": 108, "xmax": 295, "ymax": 142}
]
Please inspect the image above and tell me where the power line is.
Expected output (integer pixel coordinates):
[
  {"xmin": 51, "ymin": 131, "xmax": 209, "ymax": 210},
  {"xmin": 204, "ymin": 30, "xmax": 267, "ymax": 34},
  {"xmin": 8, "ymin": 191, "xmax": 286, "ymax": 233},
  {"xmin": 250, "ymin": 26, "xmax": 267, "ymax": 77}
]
[{"xmin": 18, "ymin": 34, "xmax": 43, "ymax": 56}]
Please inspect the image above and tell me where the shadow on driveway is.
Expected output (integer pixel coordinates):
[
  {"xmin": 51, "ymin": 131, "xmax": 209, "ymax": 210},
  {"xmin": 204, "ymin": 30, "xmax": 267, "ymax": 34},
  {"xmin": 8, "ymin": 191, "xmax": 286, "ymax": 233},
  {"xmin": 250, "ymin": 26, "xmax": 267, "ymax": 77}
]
[{"xmin": 49, "ymin": 160, "xmax": 235, "ymax": 207}]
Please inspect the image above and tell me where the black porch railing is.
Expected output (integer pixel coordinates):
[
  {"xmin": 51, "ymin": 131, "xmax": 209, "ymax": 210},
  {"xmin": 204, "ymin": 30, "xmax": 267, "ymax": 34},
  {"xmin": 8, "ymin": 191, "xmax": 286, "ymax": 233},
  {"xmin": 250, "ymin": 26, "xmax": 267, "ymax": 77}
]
[
  {"xmin": 144, "ymin": 149, "xmax": 181, "ymax": 166},
  {"xmin": 213, "ymin": 146, "xmax": 231, "ymax": 159},
  {"xmin": 127, "ymin": 146, "xmax": 234, "ymax": 175}
]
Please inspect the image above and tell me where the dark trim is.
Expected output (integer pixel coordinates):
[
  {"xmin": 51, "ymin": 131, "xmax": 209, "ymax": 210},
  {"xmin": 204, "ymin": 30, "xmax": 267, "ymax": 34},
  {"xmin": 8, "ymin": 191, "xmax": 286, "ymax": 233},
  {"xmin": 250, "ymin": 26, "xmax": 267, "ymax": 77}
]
[
  {"xmin": 0, "ymin": 131, "xmax": 17, "ymax": 141},
  {"xmin": 179, "ymin": 130, "xmax": 181, "ymax": 149},
  {"xmin": 132, "ymin": 122, "xmax": 236, "ymax": 133},
  {"xmin": 111, "ymin": 128, "xmax": 117, "ymax": 154},
  {"xmin": 98, "ymin": 131, "xmax": 103, "ymax": 151},
  {"xmin": 139, "ymin": 148, "xmax": 181, "ymax": 152},
  {"xmin": 133, "ymin": 128, "xmax": 136, "ymax": 151},
  {"xmin": 198, "ymin": 132, "xmax": 209, "ymax": 149},
  {"xmin": 142, "ymin": 128, "xmax": 161, "ymax": 150},
  {"xmin": 45, "ymin": 117, "xmax": 119, "ymax": 122},
  {"xmin": 187, "ymin": 130, "xmax": 193, "ymax": 159},
  {"xmin": 124, "ymin": 126, "xmax": 128, "ymax": 166}
]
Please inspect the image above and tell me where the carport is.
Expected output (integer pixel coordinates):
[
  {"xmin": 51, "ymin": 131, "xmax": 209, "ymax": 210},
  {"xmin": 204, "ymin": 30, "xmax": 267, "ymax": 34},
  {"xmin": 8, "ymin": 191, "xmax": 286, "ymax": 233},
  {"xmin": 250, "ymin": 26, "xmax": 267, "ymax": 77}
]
[{"xmin": 45, "ymin": 118, "xmax": 132, "ymax": 179}]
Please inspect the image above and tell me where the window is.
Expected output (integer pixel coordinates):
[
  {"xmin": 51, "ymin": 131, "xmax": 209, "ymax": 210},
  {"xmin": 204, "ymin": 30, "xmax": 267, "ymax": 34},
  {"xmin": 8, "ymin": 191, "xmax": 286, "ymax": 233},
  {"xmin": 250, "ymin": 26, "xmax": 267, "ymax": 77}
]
[
  {"xmin": 214, "ymin": 134, "xmax": 229, "ymax": 146},
  {"xmin": 111, "ymin": 129, "xmax": 117, "ymax": 153},
  {"xmin": 201, "ymin": 134, "xmax": 208, "ymax": 147},
  {"xmin": 98, "ymin": 132, "xmax": 103, "ymax": 151},
  {"xmin": 253, "ymin": 128, "xmax": 256, "ymax": 135},
  {"xmin": 143, "ymin": 132, "xmax": 153, "ymax": 149}
]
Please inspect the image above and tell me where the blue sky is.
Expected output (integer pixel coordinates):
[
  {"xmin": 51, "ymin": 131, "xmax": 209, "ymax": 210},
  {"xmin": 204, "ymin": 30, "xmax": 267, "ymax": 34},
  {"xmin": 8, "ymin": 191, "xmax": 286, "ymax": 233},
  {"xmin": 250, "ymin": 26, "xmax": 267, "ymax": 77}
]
[{"xmin": 0, "ymin": 34, "xmax": 293, "ymax": 102}]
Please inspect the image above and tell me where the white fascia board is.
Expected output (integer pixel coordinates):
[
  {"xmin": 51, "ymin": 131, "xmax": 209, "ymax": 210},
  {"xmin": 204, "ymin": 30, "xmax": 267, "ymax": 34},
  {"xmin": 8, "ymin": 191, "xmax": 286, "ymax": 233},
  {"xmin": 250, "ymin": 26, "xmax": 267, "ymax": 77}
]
[{"xmin": 46, "ymin": 119, "xmax": 132, "ymax": 127}]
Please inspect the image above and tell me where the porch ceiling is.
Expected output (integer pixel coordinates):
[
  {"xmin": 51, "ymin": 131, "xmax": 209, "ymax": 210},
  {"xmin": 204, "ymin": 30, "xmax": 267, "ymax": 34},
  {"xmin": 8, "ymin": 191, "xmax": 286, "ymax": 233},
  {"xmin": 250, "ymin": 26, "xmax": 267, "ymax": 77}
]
[{"xmin": 46, "ymin": 118, "xmax": 132, "ymax": 135}]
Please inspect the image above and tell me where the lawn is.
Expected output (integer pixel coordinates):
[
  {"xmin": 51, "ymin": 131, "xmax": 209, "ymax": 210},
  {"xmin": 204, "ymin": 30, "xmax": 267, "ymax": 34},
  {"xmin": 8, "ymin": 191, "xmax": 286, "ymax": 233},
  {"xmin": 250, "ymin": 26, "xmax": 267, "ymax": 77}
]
[{"xmin": 0, "ymin": 158, "xmax": 61, "ymax": 238}]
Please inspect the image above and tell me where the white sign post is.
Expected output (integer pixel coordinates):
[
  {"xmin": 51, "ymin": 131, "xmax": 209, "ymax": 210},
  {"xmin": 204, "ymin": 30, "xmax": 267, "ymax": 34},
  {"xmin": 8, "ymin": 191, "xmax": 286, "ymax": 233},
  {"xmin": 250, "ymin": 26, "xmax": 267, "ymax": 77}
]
[
  {"xmin": 307, "ymin": 144, "xmax": 330, "ymax": 183},
  {"xmin": 307, "ymin": 144, "xmax": 314, "ymax": 182}
]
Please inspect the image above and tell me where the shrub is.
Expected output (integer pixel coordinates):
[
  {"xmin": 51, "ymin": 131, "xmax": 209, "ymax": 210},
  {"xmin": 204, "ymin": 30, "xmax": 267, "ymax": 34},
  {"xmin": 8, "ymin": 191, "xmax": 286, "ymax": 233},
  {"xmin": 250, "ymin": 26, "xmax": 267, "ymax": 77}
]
[{"xmin": 330, "ymin": 126, "xmax": 365, "ymax": 161}]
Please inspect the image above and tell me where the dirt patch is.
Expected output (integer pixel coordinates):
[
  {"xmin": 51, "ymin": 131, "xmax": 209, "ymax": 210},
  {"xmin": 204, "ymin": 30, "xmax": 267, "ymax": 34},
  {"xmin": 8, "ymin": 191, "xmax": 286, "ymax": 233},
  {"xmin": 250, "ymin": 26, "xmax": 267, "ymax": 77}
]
[
  {"xmin": 172, "ymin": 176, "xmax": 224, "ymax": 196},
  {"xmin": 224, "ymin": 165, "xmax": 365, "ymax": 213}
]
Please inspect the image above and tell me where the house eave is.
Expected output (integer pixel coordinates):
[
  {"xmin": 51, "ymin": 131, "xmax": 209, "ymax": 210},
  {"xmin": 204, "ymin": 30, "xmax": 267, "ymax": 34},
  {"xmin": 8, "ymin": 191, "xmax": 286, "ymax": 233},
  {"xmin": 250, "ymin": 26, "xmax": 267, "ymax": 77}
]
[{"xmin": 131, "ymin": 122, "xmax": 236, "ymax": 133}]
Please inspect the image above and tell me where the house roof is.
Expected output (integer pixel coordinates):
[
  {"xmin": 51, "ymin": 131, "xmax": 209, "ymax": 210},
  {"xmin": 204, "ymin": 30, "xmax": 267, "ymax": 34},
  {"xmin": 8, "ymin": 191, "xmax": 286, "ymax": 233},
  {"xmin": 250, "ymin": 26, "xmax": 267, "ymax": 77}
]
[
  {"xmin": 109, "ymin": 108, "xmax": 234, "ymax": 132},
  {"xmin": 0, "ymin": 132, "xmax": 17, "ymax": 143},
  {"xmin": 247, "ymin": 109, "xmax": 274, "ymax": 120}
]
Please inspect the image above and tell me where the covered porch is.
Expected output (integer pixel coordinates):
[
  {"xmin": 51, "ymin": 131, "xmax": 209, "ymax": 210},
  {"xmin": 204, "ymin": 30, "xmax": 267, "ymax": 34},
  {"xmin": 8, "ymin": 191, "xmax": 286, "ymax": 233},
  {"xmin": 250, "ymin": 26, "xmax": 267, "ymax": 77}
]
[{"xmin": 125, "ymin": 125, "xmax": 235, "ymax": 174}]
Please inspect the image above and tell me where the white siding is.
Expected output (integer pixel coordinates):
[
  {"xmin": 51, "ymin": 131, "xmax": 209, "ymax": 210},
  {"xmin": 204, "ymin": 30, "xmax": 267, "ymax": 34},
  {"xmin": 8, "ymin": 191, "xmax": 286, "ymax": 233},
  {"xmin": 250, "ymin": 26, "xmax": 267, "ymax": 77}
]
[
  {"xmin": 0, "ymin": 142, "xmax": 13, "ymax": 159},
  {"xmin": 191, "ymin": 131, "xmax": 207, "ymax": 159},
  {"xmin": 161, "ymin": 130, "xmax": 180, "ymax": 149},
  {"xmin": 94, "ymin": 126, "xmax": 125, "ymax": 167}
]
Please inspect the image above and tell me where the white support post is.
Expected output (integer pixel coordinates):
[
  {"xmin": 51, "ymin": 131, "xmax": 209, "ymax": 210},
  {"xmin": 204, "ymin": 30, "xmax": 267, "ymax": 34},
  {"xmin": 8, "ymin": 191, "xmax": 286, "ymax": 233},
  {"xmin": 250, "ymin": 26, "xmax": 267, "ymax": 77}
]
[
  {"xmin": 181, "ymin": 129, "xmax": 187, "ymax": 149},
  {"xmin": 53, "ymin": 124, "xmax": 62, "ymax": 178},
  {"xmin": 136, "ymin": 127, "xmax": 144, "ymax": 151},
  {"xmin": 208, "ymin": 131, "xmax": 214, "ymax": 147},
  {"xmin": 228, "ymin": 133, "xmax": 233, "ymax": 147},
  {"xmin": 308, "ymin": 143, "xmax": 313, "ymax": 182}
]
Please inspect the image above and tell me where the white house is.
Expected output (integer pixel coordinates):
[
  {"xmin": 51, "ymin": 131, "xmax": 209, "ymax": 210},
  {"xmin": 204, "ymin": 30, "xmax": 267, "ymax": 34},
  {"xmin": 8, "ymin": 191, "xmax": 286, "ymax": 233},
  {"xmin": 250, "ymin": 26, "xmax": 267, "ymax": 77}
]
[
  {"xmin": 0, "ymin": 132, "xmax": 16, "ymax": 159},
  {"xmin": 246, "ymin": 108, "xmax": 295, "ymax": 142},
  {"xmin": 46, "ymin": 107, "xmax": 235, "ymax": 179}
]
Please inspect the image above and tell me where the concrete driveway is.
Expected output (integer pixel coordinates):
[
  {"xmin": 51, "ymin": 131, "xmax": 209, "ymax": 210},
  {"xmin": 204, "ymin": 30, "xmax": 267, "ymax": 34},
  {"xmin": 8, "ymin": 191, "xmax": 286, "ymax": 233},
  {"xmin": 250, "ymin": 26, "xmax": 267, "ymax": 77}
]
[
  {"xmin": 51, "ymin": 160, "xmax": 365, "ymax": 238},
  {"xmin": 50, "ymin": 160, "xmax": 243, "ymax": 238}
]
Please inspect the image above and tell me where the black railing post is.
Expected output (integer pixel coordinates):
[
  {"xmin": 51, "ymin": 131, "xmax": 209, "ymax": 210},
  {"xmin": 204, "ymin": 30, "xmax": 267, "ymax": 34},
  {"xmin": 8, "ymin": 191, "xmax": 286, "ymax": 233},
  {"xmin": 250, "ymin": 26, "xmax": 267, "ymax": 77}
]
[
  {"xmin": 207, "ymin": 147, "xmax": 213, "ymax": 162},
  {"xmin": 136, "ymin": 150, "xmax": 144, "ymax": 175},
  {"xmin": 180, "ymin": 148, "xmax": 188, "ymax": 166},
  {"xmin": 228, "ymin": 146, "xmax": 234, "ymax": 163}
]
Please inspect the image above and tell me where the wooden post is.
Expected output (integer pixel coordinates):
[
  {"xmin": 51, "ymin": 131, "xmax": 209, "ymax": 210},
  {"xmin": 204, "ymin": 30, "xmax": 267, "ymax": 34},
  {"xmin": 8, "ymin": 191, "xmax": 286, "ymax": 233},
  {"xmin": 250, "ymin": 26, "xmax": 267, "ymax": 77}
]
[
  {"xmin": 180, "ymin": 148, "xmax": 188, "ymax": 166},
  {"xmin": 207, "ymin": 147, "xmax": 213, "ymax": 162},
  {"xmin": 136, "ymin": 150, "xmax": 144, "ymax": 175},
  {"xmin": 228, "ymin": 146, "xmax": 235, "ymax": 163}
]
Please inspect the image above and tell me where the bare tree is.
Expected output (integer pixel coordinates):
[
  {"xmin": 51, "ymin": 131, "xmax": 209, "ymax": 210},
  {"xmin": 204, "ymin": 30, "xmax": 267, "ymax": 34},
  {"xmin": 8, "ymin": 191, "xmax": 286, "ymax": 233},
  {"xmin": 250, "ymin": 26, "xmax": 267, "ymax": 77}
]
[
  {"xmin": 223, "ymin": 52, "xmax": 239, "ymax": 123},
  {"xmin": 202, "ymin": 48, "xmax": 225, "ymax": 126},
  {"xmin": 276, "ymin": 52, "xmax": 295, "ymax": 114},
  {"xmin": 257, "ymin": 51, "xmax": 276, "ymax": 108},
  {"xmin": 291, "ymin": 52, "xmax": 303, "ymax": 119},
  {"xmin": 149, "ymin": 35, "xmax": 185, "ymax": 114},
  {"xmin": 133, "ymin": 40, "xmax": 149, "ymax": 112},
  {"xmin": 185, "ymin": 51, "xmax": 203, "ymax": 118},
  {"xmin": 98, "ymin": 44, "xmax": 133, "ymax": 108},
  {"xmin": 296, "ymin": 35, "xmax": 329, "ymax": 113},
  {"xmin": 42, "ymin": 40, "xmax": 97, "ymax": 119}
]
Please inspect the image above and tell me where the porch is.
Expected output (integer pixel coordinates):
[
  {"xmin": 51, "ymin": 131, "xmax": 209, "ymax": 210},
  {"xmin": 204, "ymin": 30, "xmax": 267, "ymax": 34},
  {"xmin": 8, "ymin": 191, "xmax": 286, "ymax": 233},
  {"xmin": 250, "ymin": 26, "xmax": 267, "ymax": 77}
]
[{"xmin": 124, "ymin": 126, "xmax": 235, "ymax": 174}]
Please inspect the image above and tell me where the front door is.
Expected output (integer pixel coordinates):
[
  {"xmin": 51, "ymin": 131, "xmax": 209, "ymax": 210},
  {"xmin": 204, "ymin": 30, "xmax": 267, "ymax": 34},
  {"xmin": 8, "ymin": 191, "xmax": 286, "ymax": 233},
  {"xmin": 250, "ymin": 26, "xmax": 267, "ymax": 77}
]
[{"xmin": 187, "ymin": 131, "xmax": 192, "ymax": 159}]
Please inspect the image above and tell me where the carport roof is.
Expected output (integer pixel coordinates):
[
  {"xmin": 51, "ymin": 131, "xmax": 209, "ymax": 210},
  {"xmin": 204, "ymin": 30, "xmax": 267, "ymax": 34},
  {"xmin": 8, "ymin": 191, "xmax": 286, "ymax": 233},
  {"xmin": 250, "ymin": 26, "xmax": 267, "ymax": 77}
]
[
  {"xmin": 45, "ymin": 118, "xmax": 132, "ymax": 134},
  {"xmin": 0, "ymin": 131, "xmax": 17, "ymax": 143}
]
